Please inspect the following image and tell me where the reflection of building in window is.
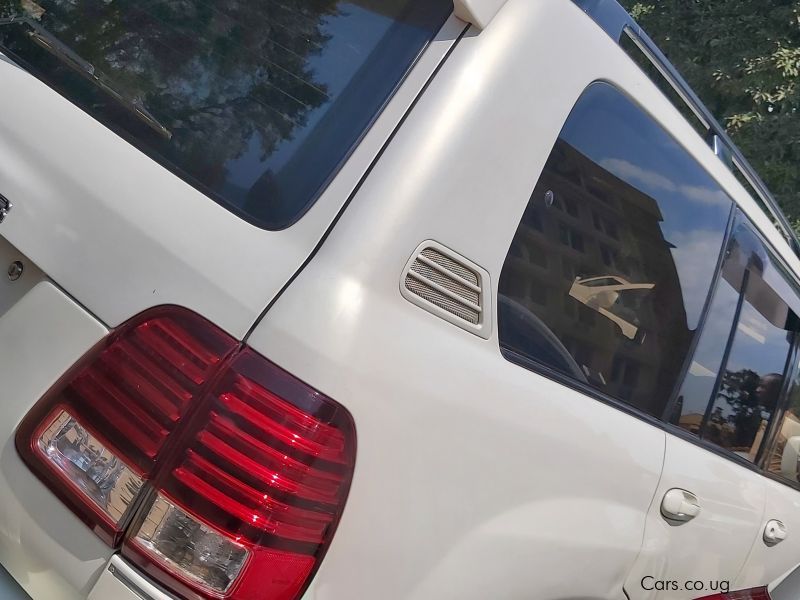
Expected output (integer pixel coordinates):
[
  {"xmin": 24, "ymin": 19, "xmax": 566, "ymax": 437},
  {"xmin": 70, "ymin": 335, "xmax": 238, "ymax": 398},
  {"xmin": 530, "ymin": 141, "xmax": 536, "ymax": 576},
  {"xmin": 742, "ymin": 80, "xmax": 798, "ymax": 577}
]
[
  {"xmin": 564, "ymin": 296, "xmax": 577, "ymax": 318},
  {"xmin": 593, "ymin": 211, "xmax": 619, "ymax": 239},
  {"xmin": 600, "ymin": 244, "xmax": 624, "ymax": 271},
  {"xmin": 559, "ymin": 223, "xmax": 585, "ymax": 252},
  {"xmin": 498, "ymin": 139, "xmax": 691, "ymax": 417},
  {"xmin": 555, "ymin": 196, "xmax": 580, "ymax": 218},
  {"xmin": 529, "ymin": 244, "xmax": 548, "ymax": 269},
  {"xmin": 530, "ymin": 285, "xmax": 548, "ymax": 307},
  {"xmin": 562, "ymin": 259, "xmax": 576, "ymax": 282}
]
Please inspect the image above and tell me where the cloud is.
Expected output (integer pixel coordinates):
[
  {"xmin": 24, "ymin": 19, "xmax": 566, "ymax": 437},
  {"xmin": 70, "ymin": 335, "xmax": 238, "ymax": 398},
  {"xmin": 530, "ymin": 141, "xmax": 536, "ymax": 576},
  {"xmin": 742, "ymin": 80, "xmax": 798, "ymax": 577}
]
[
  {"xmin": 599, "ymin": 158, "xmax": 731, "ymax": 208},
  {"xmin": 667, "ymin": 228, "xmax": 727, "ymax": 328},
  {"xmin": 680, "ymin": 184, "xmax": 730, "ymax": 207},
  {"xmin": 600, "ymin": 158, "xmax": 676, "ymax": 193}
]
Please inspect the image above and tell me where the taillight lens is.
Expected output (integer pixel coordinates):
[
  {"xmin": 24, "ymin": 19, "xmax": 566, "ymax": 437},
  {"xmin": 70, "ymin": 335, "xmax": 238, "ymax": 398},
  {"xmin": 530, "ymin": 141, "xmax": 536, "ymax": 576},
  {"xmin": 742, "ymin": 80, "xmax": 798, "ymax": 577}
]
[
  {"xmin": 35, "ymin": 409, "xmax": 144, "ymax": 529},
  {"xmin": 124, "ymin": 349, "xmax": 355, "ymax": 599},
  {"xmin": 695, "ymin": 588, "xmax": 771, "ymax": 600},
  {"xmin": 16, "ymin": 307, "xmax": 356, "ymax": 600},
  {"xmin": 17, "ymin": 308, "xmax": 237, "ymax": 544}
]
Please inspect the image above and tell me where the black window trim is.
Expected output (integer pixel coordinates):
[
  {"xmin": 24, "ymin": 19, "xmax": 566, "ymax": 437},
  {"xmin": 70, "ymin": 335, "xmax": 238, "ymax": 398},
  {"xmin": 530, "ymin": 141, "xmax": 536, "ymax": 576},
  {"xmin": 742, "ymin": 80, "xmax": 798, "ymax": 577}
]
[{"xmin": 659, "ymin": 205, "xmax": 737, "ymax": 423}]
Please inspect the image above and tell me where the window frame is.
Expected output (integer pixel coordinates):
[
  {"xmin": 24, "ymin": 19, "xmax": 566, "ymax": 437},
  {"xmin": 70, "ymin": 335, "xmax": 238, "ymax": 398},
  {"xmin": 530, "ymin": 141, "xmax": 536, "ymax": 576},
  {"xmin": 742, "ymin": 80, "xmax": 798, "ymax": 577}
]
[
  {"xmin": 678, "ymin": 214, "xmax": 800, "ymax": 465},
  {"xmin": 497, "ymin": 81, "xmax": 800, "ymax": 487}
]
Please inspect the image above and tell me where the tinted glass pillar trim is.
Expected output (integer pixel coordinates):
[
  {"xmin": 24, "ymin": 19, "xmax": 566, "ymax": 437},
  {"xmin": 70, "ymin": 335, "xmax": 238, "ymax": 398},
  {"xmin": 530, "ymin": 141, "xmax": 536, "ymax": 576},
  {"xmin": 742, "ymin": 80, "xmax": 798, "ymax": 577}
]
[
  {"xmin": 755, "ymin": 336, "xmax": 799, "ymax": 467},
  {"xmin": 698, "ymin": 269, "xmax": 750, "ymax": 438},
  {"xmin": 660, "ymin": 204, "xmax": 737, "ymax": 423}
]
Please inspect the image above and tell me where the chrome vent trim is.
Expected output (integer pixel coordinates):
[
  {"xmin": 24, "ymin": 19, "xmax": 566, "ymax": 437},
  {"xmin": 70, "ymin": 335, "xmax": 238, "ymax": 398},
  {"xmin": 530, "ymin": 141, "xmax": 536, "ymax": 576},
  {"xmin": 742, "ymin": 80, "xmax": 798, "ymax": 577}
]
[{"xmin": 400, "ymin": 241, "xmax": 492, "ymax": 338}]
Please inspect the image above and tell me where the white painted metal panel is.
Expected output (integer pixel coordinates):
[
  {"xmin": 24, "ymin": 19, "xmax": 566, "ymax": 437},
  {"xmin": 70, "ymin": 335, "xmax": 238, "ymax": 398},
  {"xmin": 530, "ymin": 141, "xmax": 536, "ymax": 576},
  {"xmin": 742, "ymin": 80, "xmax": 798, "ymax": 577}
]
[
  {"xmin": 736, "ymin": 478, "xmax": 800, "ymax": 590},
  {"xmin": 248, "ymin": 2, "xmax": 672, "ymax": 597},
  {"xmin": 624, "ymin": 436, "xmax": 765, "ymax": 599},
  {"xmin": 0, "ymin": 282, "xmax": 109, "ymax": 600}
]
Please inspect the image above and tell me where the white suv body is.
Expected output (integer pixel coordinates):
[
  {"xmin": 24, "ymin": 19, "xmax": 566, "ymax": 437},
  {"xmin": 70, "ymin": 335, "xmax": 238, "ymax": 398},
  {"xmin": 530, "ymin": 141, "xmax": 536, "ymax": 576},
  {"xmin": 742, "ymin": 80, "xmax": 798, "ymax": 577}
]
[{"xmin": 2, "ymin": 1, "xmax": 800, "ymax": 600}]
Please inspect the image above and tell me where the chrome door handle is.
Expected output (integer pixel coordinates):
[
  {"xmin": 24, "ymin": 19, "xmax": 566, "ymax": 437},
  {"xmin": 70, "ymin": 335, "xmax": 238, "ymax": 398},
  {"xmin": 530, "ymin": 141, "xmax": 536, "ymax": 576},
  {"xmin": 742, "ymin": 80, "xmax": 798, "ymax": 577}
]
[
  {"xmin": 661, "ymin": 488, "xmax": 701, "ymax": 522},
  {"xmin": 764, "ymin": 519, "xmax": 787, "ymax": 546}
]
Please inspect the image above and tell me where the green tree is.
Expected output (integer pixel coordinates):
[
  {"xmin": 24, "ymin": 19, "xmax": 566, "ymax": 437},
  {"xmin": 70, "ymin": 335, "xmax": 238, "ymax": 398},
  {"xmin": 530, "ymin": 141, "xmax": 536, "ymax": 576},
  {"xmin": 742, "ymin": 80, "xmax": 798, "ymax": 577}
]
[{"xmin": 622, "ymin": 1, "xmax": 800, "ymax": 234}]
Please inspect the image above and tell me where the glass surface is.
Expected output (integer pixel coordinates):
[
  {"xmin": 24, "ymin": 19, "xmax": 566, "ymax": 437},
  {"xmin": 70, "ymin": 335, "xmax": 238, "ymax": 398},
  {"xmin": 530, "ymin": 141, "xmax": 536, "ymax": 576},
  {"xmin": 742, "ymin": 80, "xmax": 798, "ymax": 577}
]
[
  {"xmin": 702, "ymin": 293, "xmax": 792, "ymax": 459},
  {"xmin": 670, "ymin": 277, "xmax": 739, "ymax": 434},
  {"xmin": 38, "ymin": 409, "xmax": 142, "ymax": 524},
  {"xmin": 672, "ymin": 218, "xmax": 798, "ymax": 461},
  {"xmin": 0, "ymin": 0, "xmax": 452, "ymax": 229},
  {"xmin": 766, "ymin": 363, "xmax": 800, "ymax": 483},
  {"xmin": 135, "ymin": 494, "xmax": 248, "ymax": 594},
  {"xmin": 498, "ymin": 82, "xmax": 733, "ymax": 417}
]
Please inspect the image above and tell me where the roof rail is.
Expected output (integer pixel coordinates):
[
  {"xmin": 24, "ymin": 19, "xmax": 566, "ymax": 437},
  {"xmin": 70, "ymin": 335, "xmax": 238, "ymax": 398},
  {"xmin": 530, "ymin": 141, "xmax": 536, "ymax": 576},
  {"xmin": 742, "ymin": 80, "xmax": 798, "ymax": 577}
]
[{"xmin": 572, "ymin": 0, "xmax": 800, "ymax": 257}]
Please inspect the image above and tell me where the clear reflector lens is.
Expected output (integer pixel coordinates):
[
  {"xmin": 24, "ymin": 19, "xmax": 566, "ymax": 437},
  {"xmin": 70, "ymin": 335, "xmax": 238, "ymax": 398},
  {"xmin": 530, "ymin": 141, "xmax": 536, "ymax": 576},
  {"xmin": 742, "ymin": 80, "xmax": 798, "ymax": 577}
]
[
  {"xmin": 134, "ymin": 493, "xmax": 248, "ymax": 594},
  {"xmin": 37, "ymin": 410, "xmax": 142, "ymax": 525}
]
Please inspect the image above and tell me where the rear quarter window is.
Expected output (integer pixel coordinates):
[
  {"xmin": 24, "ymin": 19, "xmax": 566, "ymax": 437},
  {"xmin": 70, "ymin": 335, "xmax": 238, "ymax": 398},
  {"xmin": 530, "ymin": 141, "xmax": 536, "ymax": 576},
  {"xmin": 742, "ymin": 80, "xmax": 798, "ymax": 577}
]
[
  {"xmin": 498, "ymin": 82, "xmax": 734, "ymax": 419},
  {"xmin": 0, "ymin": 0, "xmax": 452, "ymax": 229}
]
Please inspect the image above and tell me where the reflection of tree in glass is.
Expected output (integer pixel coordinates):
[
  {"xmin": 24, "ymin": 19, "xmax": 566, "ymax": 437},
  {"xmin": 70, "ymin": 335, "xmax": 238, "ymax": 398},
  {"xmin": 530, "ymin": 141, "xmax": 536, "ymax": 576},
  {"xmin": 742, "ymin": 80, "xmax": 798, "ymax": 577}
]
[
  {"xmin": 708, "ymin": 369, "xmax": 781, "ymax": 450},
  {"xmin": 0, "ymin": 0, "xmax": 336, "ymax": 190}
]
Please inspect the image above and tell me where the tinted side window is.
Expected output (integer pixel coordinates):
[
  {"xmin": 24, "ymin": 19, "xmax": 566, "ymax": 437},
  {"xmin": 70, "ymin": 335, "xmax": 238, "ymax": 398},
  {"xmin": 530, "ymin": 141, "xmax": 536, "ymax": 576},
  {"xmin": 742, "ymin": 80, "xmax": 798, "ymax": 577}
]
[
  {"xmin": 671, "ymin": 219, "xmax": 799, "ymax": 461},
  {"xmin": 498, "ymin": 82, "xmax": 733, "ymax": 417},
  {"xmin": 766, "ymin": 360, "xmax": 800, "ymax": 483},
  {"xmin": 0, "ymin": 1, "xmax": 452, "ymax": 229}
]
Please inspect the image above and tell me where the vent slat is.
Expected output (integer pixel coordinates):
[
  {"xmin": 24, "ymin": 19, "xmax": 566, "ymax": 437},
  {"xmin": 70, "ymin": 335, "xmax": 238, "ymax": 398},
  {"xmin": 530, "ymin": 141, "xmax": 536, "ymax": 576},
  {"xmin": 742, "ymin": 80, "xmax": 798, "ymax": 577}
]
[
  {"xmin": 404, "ymin": 276, "xmax": 480, "ymax": 324},
  {"xmin": 403, "ymin": 244, "xmax": 487, "ymax": 333},
  {"xmin": 407, "ymin": 270, "xmax": 482, "ymax": 313},
  {"xmin": 410, "ymin": 260, "xmax": 481, "ymax": 305},
  {"xmin": 420, "ymin": 248, "xmax": 478, "ymax": 285},
  {"xmin": 415, "ymin": 254, "xmax": 482, "ymax": 292}
]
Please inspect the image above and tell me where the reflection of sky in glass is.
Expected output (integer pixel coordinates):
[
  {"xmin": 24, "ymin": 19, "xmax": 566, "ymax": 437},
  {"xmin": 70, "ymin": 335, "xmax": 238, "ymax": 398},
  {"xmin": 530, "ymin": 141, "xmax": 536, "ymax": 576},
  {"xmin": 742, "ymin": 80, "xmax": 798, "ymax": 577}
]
[
  {"xmin": 561, "ymin": 84, "xmax": 732, "ymax": 328},
  {"xmin": 717, "ymin": 301, "xmax": 791, "ymax": 418},
  {"xmin": 677, "ymin": 272, "xmax": 793, "ymax": 429},
  {"xmin": 677, "ymin": 279, "xmax": 738, "ymax": 421}
]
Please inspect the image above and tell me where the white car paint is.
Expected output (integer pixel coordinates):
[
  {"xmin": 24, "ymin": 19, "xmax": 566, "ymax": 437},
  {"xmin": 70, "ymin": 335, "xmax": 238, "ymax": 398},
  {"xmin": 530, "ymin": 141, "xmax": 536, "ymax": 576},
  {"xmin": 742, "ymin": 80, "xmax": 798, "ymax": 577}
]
[
  {"xmin": 0, "ymin": 14, "xmax": 466, "ymax": 600},
  {"xmin": 624, "ymin": 436, "xmax": 766, "ymax": 599},
  {"xmin": 0, "ymin": 15, "xmax": 466, "ymax": 340},
  {"xmin": 249, "ymin": 0, "xmax": 800, "ymax": 597},
  {"xmin": 736, "ymin": 477, "xmax": 800, "ymax": 590},
  {"xmin": 0, "ymin": 0, "xmax": 800, "ymax": 599},
  {"xmin": 0, "ymin": 282, "xmax": 108, "ymax": 600}
]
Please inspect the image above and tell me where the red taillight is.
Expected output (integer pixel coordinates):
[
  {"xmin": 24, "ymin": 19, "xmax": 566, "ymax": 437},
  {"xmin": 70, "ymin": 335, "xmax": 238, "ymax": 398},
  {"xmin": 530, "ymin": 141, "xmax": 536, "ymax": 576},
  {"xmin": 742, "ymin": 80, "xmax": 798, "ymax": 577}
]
[
  {"xmin": 16, "ymin": 308, "xmax": 237, "ymax": 544},
  {"xmin": 696, "ymin": 588, "xmax": 771, "ymax": 600},
  {"xmin": 16, "ymin": 307, "xmax": 356, "ymax": 600}
]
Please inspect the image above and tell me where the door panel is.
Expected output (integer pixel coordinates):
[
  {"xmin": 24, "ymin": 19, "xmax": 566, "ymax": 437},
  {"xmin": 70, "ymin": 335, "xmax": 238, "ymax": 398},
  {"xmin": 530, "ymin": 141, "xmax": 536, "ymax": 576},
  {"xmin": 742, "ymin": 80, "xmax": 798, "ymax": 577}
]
[
  {"xmin": 737, "ymin": 479, "xmax": 800, "ymax": 589},
  {"xmin": 739, "ymin": 351, "xmax": 800, "ymax": 589},
  {"xmin": 631, "ymin": 214, "xmax": 800, "ymax": 598},
  {"xmin": 624, "ymin": 435, "xmax": 766, "ymax": 600}
]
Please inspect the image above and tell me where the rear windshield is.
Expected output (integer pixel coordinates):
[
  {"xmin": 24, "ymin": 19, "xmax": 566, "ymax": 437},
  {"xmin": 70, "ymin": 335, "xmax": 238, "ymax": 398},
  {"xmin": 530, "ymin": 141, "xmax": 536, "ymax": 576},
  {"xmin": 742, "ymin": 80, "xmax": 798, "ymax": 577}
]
[{"xmin": 0, "ymin": 0, "xmax": 452, "ymax": 229}]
